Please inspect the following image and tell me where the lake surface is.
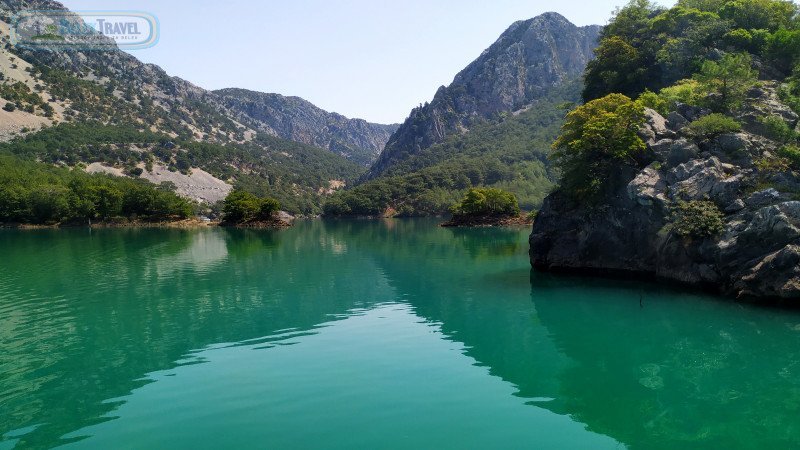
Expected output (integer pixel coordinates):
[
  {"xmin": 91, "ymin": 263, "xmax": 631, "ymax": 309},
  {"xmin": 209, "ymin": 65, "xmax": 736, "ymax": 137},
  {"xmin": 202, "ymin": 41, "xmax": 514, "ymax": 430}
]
[{"xmin": 2, "ymin": 219, "xmax": 800, "ymax": 449}]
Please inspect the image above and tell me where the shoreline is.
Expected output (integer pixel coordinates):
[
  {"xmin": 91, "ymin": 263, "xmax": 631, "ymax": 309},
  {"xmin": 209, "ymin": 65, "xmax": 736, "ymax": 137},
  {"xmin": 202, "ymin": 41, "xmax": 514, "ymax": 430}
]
[
  {"xmin": 0, "ymin": 217, "xmax": 295, "ymax": 230},
  {"xmin": 440, "ymin": 215, "xmax": 533, "ymax": 228}
]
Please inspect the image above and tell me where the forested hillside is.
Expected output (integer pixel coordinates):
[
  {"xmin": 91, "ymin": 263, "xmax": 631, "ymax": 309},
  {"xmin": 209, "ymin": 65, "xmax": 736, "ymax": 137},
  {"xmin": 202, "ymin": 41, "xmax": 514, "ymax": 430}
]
[
  {"xmin": 0, "ymin": 1, "xmax": 381, "ymax": 216},
  {"xmin": 324, "ymin": 82, "xmax": 579, "ymax": 216}
]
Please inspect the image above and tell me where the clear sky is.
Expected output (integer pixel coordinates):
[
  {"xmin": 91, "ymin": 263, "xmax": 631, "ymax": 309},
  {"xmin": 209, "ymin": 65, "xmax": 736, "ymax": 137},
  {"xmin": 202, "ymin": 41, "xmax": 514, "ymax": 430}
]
[{"xmin": 60, "ymin": 0, "xmax": 676, "ymax": 124}]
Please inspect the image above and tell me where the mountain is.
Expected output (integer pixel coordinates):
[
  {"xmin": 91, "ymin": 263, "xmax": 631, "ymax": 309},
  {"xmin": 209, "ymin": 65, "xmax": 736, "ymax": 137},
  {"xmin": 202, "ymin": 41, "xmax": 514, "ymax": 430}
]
[
  {"xmin": 0, "ymin": 0, "xmax": 370, "ymax": 214},
  {"xmin": 323, "ymin": 81, "xmax": 578, "ymax": 217},
  {"xmin": 215, "ymin": 88, "xmax": 398, "ymax": 166},
  {"xmin": 324, "ymin": 13, "xmax": 599, "ymax": 216},
  {"xmin": 365, "ymin": 12, "xmax": 600, "ymax": 179}
]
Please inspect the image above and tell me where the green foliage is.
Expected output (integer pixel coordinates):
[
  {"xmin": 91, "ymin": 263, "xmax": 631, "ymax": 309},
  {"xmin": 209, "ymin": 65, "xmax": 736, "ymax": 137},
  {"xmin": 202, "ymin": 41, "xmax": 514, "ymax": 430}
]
[
  {"xmin": 221, "ymin": 190, "xmax": 281, "ymax": 224},
  {"xmin": 754, "ymin": 153, "xmax": 791, "ymax": 173},
  {"xmin": 778, "ymin": 144, "xmax": 800, "ymax": 169},
  {"xmin": 637, "ymin": 89, "xmax": 669, "ymax": 115},
  {"xmin": 687, "ymin": 113, "xmax": 742, "ymax": 138},
  {"xmin": 450, "ymin": 188, "xmax": 520, "ymax": 218},
  {"xmin": 0, "ymin": 123, "xmax": 364, "ymax": 215},
  {"xmin": 584, "ymin": 36, "xmax": 647, "ymax": 100},
  {"xmin": 671, "ymin": 200, "xmax": 725, "ymax": 238},
  {"xmin": 552, "ymin": 94, "xmax": 647, "ymax": 199},
  {"xmin": 584, "ymin": 0, "xmax": 800, "ymax": 101},
  {"xmin": 323, "ymin": 86, "xmax": 576, "ymax": 217},
  {"xmin": 765, "ymin": 30, "xmax": 800, "ymax": 74},
  {"xmin": 0, "ymin": 154, "xmax": 191, "ymax": 224},
  {"xmin": 760, "ymin": 115, "xmax": 798, "ymax": 142},
  {"xmin": 658, "ymin": 79, "xmax": 702, "ymax": 110},
  {"xmin": 694, "ymin": 53, "xmax": 757, "ymax": 112},
  {"xmin": 778, "ymin": 65, "xmax": 800, "ymax": 114},
  {"xmin": 3, "ymin": 102, "xmax": 15, "ymax": 112},
  {"xmin": 718, "ymin": 0, "xmax": 798, "ymax": 32},
  {"xmin": 0, "ymin": 81, "xmax": 47, "ymax": 115}
]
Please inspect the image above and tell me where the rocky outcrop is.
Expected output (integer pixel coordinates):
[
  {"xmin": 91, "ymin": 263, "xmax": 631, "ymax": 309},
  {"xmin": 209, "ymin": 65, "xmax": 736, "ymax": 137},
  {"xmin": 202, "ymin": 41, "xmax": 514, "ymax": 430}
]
[
  {"xmin": 530, "ymin": 85, "xmax": 800, "ymax": 300},
  {"xmin": 365, "ymin": 12, "xmax": 600, "ymax": 179},
  {"xmin": 214, "ymin": 88, "xmax": 398, "ymax": 166}
]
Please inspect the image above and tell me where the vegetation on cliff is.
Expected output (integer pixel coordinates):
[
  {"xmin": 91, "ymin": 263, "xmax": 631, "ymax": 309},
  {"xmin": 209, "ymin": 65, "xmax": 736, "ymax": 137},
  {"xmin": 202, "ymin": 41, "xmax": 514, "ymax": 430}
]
[
  {"xmin": 532, "ymin": 0, "xmax": 800, "ymax": 299},
  {"xmin": 583, "ymin": 0, "xmax": 800, "ymax": 102},
  {"xmin": 552, "ymin": 94, "xmax": 647, "ymax": 199}
]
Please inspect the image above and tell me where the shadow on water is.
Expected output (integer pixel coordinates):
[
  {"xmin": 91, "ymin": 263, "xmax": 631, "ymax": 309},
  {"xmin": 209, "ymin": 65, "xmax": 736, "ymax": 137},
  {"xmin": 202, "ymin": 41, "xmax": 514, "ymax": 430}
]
[
  {"xmin": 341, "ymin": 220, "xmax": 800, "ymax": 448},
  {"xmin": 527, "ymin": 270, "xmax": 800, "ymax": 449}
]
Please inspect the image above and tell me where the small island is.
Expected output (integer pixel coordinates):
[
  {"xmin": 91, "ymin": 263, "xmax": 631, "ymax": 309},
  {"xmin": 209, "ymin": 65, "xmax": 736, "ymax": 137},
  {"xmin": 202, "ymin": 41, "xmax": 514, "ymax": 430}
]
[
  {"xmin": 440, "ymin": 188, "xmax": 533, "ymax": 227},
  {"xmin": 220, "ymin": 190, "xmax": 294, "ymax": 228}
]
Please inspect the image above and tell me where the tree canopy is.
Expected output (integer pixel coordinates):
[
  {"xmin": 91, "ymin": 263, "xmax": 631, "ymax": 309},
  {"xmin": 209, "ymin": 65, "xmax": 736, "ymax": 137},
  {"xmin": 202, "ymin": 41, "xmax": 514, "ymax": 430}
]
[
  {"xmin": 552, "ymin": 94, "xmax": 647, "ymax": 199},
  {"xmin": 449, "ymin": 188, "xmax": 521, "ymax": 218},
  {"xmin": 584, "ymin": 0, "xmax": 800, "ymax": 102}
]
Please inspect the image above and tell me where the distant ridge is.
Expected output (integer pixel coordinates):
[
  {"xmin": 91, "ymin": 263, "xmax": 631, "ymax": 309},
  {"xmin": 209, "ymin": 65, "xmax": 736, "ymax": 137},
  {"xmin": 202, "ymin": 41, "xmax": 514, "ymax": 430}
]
[{"xmin": 215, "ymin": 88, "xmax": 398, "ymax": 166}]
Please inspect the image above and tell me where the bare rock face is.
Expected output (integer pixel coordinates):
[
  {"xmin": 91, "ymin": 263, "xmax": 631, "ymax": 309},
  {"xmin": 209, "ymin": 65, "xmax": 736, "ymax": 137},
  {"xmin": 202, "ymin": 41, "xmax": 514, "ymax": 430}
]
[
  {"xmin": 530, "ymin": 86, "xmax": 800, "ymax": 301},
  {"xmin": 365, "ymin": 12, "xmax": 601, "ymax": 179},
  {"xmin": 214, "ymin": 89, "xmax": 398, "ymax": 167}
]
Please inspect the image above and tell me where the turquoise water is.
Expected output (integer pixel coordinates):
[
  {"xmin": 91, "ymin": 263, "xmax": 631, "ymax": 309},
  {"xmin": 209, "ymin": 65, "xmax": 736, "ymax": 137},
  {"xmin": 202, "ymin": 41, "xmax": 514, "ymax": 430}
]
[{"xmin": 2, "ymin": 219, "xmax": 800, "ymax": 449}]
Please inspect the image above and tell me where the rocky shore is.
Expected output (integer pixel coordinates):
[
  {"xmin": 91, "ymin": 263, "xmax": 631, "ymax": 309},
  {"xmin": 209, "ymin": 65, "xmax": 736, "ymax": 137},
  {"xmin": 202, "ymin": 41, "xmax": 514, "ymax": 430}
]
[{"xmin": 530, "ymin": 83, "xmax": 800, "ymax": 300}]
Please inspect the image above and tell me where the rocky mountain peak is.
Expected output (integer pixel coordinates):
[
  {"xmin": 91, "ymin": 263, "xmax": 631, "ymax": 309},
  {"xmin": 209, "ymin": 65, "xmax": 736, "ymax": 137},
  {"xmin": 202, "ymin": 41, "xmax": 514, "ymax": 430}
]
[{"xmin": 365, "ymin": 12, "xmax": 600, "ymax": 179}]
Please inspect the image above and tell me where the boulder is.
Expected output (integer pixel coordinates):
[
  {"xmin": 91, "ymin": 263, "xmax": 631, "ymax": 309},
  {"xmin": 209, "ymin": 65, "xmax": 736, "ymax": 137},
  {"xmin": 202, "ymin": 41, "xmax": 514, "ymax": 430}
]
[
  {"xmin": 666, "ymin": 111, "xmax": 689, "ymax": 131},
  {"xmin": 735, "ymin": 245, "xmax": 800, "ymax": 299},
  {"xmin": 669, "ymin": 158, "xmax": 742, "ymax": 206},
  {"xmin": 639, "ymin": 108, "xmax": 674, "ymax": 144},
  {"xmin": 745, "ymin": 188, "xmax": 781, "ymax": 208},
  {"xmin": 666, "ymin": 139, "xmax": 699, "ymax": 167},
  {"xmin": 627, "ymin": 165, "xmax": 667, "ymax": 207},
  {"xmin": 650, "ymin": 139, "xmax": 674, "ymax": 161},
  {"xmin": 676, "ymin": 103, "xmax": 710, "ymax": 122},
  {"xmin": 716, "ymin": 133, "xmax": 749, "ymax": 155}
]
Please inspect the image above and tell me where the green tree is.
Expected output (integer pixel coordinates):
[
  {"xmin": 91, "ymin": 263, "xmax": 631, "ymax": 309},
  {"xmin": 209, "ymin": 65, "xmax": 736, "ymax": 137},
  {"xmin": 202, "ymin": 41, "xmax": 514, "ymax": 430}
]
[
  {"xmin": 28, "ymin": 185, "xmax": 70, "ymax": 224},
  {"xmin": 552, "ymin": 94, "xmax": 647, "ymax": 199},
  {"xmin": 583, "ymin": 36, "xmax": 645, "ymax": 101},
  {"xmin": 718, "ymin": 0, "xmax": 798, "ymax": 31},
  {"xmin": 450, "ymin": 188, "xmax": 520, "ymax": 217},
  {"xmin": 694, "ymin": 53, "xmax": 757, "ymax": 112},
  {"xmin": 766, "ymin": 30, "xmax": 800, "ymax": 74},
  {"xmin": 687, "ymin": 113, "xmax": 742, "ymax": 138},
  {"xmin": 89, "ymin": 185, "xmax": 123, "ymax": 219},
  {"xmin": 222, "ymin": 190, "xmax": 281, "ymax": 223},
  {"xmin": 257, "ymin": 197, "xmax": 281, "ymax": 220}
]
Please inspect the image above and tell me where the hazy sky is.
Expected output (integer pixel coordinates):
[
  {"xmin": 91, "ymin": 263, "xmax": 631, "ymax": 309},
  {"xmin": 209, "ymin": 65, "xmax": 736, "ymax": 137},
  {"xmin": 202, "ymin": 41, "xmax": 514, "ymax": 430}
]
[{"xmin": 60, "ymin": 0, "xmax": 676, "ymax": 124}]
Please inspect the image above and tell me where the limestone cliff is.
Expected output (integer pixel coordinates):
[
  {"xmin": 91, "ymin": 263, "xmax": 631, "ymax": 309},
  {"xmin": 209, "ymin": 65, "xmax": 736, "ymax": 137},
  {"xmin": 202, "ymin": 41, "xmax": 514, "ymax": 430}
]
[{"xmin": 530, "ymin": 83, "xmax": 800, "ymax": 300}]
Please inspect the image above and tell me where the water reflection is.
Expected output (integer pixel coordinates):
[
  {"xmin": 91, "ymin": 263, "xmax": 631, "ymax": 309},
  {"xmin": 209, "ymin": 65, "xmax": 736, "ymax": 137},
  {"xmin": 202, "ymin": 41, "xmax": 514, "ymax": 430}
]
[
  {"xmin": 0, "ymin": 224, "xmax": 392, "ymax": 449},
  {"xmin": 527, "ymin": 273, "xmax": 800, "ymax": 449},
  {"xmin": 3, "ymin": 220, "xmax": 799, "ymax": 449}
]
